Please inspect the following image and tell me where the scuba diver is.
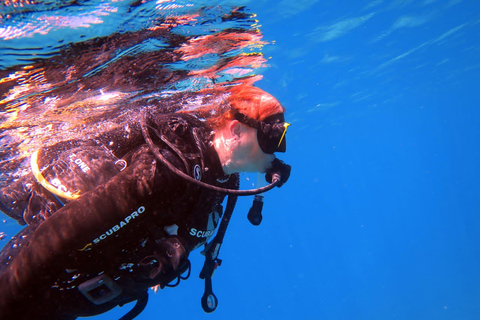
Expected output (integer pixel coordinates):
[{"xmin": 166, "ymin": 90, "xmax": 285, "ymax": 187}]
[{"xmin": 0, "ymin": 85, "xmax": 291, "ymax": 320}]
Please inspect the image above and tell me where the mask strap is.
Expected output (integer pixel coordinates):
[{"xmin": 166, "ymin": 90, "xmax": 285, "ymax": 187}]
[{"xmin": 233, "ymin": 112, "xmax": 261, "ymax": 130}]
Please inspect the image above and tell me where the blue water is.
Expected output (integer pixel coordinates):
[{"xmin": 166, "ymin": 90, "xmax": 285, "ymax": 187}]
[{"xmin": 1, "ymin": 0, "xmax": 480, "ymax": 319}]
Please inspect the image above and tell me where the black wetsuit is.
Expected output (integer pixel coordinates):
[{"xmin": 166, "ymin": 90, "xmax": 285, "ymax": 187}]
[{"xmin": 0, "ymin": 113, "xmax": 238, "ymax": 319}]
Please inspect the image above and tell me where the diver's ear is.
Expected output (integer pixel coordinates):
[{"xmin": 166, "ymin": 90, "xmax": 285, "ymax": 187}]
[{"xmin": 229, "ymin": 120, "xmax": 243, "ymax": 139}]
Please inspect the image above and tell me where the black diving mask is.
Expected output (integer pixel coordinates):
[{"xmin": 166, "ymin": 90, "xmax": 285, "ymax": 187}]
[{"xmin": 234, "ymin": 112, "xmax": 290, "ymax": 154}]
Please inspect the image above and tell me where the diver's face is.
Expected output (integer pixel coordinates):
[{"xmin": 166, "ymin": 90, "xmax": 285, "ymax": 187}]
[{"xmin": 232, "ymin": 125, "xmax": 276, "ymax": 173}]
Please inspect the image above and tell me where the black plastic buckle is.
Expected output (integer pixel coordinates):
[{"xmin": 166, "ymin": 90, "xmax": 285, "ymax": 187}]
[{"xmin": 78, "ymin": 274, "xmax": 122, "ymax": 305}]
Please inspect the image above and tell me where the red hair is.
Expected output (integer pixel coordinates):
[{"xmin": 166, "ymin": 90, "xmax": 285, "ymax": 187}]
[
  {"xmin": 188, "ymin": 85, "xmax": 284, "ymax": 129},
  {"xmin": 225, "ymin": 85, "xmax": 284, "ymax": 121}
]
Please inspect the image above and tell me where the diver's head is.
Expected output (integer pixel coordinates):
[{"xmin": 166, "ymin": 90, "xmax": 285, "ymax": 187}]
[{"xmin": 211, "ymin": 86, "xmax": 289, "ymax": 175}]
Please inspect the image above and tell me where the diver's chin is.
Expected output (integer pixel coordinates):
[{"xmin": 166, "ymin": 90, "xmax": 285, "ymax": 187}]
[{"xmin": 260, "ymin": 159, "xmax": 275, "ymax": 174}]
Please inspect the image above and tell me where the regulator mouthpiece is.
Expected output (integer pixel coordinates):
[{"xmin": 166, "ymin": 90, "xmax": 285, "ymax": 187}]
[{"xmin": 247, "ymin": 195, "xmax": 264, "ymax": 226}]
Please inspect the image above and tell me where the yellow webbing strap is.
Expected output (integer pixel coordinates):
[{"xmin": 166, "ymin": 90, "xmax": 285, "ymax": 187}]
[{"xmin": 30, "ymin": 150, "xmax": 80, "ymax": 200}]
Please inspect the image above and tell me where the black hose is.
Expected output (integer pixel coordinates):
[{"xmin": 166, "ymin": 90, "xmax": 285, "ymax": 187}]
[
  {"xmin": 118, "ymin": 293, "xmax": 149, "ymax": 320},
  {"xmin": 140, "ymin": 111, "xmax": 280, "ymax": 196}
]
